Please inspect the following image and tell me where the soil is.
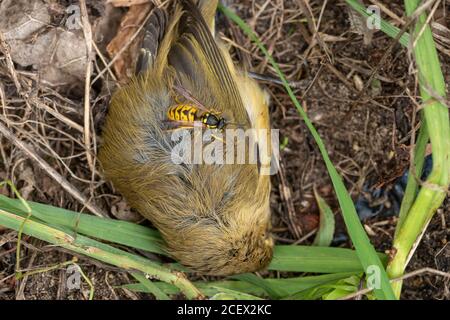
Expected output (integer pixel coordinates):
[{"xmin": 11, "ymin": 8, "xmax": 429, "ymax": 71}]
[{"xmin": 0, "ymin": 0, "xmax": 449, "ymax": 300}]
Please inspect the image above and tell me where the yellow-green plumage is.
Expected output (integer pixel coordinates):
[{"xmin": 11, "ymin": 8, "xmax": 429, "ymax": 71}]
[{"xmin": 99, "ymin": 0, "xmax": 273, "ymax": 275}]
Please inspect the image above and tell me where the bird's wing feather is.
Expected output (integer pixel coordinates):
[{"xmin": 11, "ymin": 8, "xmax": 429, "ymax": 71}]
[
  {"xmin": 167, "ymin": 0, "xmax": 250, "ymax": 127},
  {"xmin": 136, "ymin": 7, "xmax": 168, "ymax": 74}
]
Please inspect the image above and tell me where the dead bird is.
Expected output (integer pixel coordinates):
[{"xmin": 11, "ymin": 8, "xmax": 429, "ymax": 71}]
[{"xmin": 99, "ymin": 0, "xmax": 274, "ymax": 276}]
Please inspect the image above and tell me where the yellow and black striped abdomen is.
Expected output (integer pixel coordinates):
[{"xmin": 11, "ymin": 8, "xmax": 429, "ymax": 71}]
[{"xmin": 167, "ymin": 104, "xmax": 198, "ymax": 122}]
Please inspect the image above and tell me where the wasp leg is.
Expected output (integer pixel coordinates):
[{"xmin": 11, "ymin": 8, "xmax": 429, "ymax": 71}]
[{"xmin": 211, "ymin": 134, "xmax": 225, "ymax": 144}]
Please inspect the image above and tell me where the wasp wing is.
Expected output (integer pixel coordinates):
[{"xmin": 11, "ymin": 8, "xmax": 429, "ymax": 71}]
[{"xmin": 167, "ymin": 0, "xmax": 250, "ymax": 127}]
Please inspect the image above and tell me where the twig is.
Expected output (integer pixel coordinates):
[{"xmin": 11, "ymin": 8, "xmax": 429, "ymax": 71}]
[
  {"xmin": 0, "ymin": 121, "xmax": 108, "ymax": 217},
  {"xmin": 412, "ymin": 0, "xmax": 441, "ymax": 50},
  {"xmin": 368, "ymin": 0, "xmax": 405, "ymax": 25},
  {"xmin": 16, "ymin": 250, "xmax": 38, "ymax": 300},
  {"xmin": 0, "ymin": 210, "xmax": 204, "ymax": 299},
  {"xmin": 0, "ymin": 32, "xmax": 22, "ymax": 92},
  {"xmin": 278, "ymin": 160, "xmax": 302, "ymax": 238},
  {"xmin": 30, "ymin": 98, "xmax": 84, "ymax": 133},
  {"xmin": 293, "ymin": 228, "xmax": 317, "ymax": 245},
  {"xmin": 79, "ymin": 0, "xmax": 95, "ymax": 174},
  {"xmin": 339, "ymin": 267, "xmax": 450, "ymax": 300},
  {"xmin": 248, "ymin": 71, "xmax": 308, "ymax": 89},
  {"xmin": 357, "ymin": 11, "xmax": 418, "ymax": 101},
  {"xmin": 92, "ymin": 40, "xmax": 119, "ymax": 84},
  {"xmin": 91, "ymin": 9, "xmax": 154, "ymax": 85}
]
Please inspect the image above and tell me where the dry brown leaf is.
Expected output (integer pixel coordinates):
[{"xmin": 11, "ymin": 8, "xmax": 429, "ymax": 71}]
[
  {"xmin": 318, "ymin": 32, "xmax": 347, "ymax": 43},
  {"xmin": 93, "ymin": 4, "xmax": 123, "ymax": 53},
  {"xmin": 106, "ymin": 3, "xmax": 152, "ymax": 81},
  {"xmin": 17, "ymin": 165, "xmax": 35, "ymax": 200},
  {"xmin": 0, "ymin": 0, "xmax": 50, "ymax": 41},
  {"xmin": 107, "ymin": 0, "xmax": 151, "ymax": 7},
  {"xmin": 0, "ymin": 0, "xmax": 90, "ymax": 88},
  {"xmin": 41, "ymin": 176, "xmax": 60, "ymax": 199}
]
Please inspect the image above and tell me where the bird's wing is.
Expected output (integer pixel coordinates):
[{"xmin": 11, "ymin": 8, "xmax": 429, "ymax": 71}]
[
  {"xmin": 167, "ymin": 0, "xmax": 250, "ymax": 127},
  {"xmin": 136, "ymin": 7, "xmax": 168, "ymax": 75},
  {"xmin": 196, "ymin": 0, "xmax": 219, "ymax": 34}
]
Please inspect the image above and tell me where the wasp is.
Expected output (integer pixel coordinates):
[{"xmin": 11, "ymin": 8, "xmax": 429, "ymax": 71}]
[
  {"xmin": 167, "ymin": 104, "xmax": 226, "ymax": 130},
  {"xmin": 165, "ymin": 84, "xmax": 229, "ymax": 131}
]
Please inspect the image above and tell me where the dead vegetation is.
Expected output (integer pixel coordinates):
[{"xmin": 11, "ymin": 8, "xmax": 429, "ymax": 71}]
[{"xmin": 0, "ymin": 0, "xmax": 449, "ymax": 299}]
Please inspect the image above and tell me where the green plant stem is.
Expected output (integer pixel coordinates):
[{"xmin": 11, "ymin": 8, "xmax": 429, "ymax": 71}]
[
  {"xmin": 395, "ymin": 121, "xmax": 429, "ymax": 237},
  {"xmin": 0, "ymin": 181, "xmax": 33, "ymax": 278},
  {"xmin": 219, "ymin": 3, "xmax": 395, "ymax": 300},
  {"xmin": 18, "ymin": 257, "xmax": 95, "ymax": 300},
  {"xmin": 0, "ymin": 194, "xmax": 165, "ymax": 255},
  {"xmin": 17, "ymin": 258, "xmax": 76, "ymax": 280},
  {"xmin": 0, "ymin": 209, "xmax": 203, "ymax": 299},
  {"xmin": 131, "ymin": 272, "xmax": 170, "ymax": 300},
  {"xmin": 345, "ymin": 0, "xmax": 410, "ymax": 47},
  {"xmin": 74, "ymin": 263, "xmax": 95, "ymax": 300},
  {"xmin": 387, "ymin": 1, "xmax": 450, "ymax": 298}
]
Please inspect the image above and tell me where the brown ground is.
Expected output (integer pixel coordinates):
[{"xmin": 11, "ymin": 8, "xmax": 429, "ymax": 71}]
[{"xmin": 0, "ymin": 0, "xmax": 449, "ymax": 300}]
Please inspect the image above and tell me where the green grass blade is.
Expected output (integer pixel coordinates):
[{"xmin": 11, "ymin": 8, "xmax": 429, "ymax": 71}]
[
  {"xmin": 0, "ymin": 195, "xmax": 384, "ymax": 278},
  {"xmin": 209, "ymin": 288, "xmax": 264, "ymax": 300},
  {"xmin": 0, "ymin": 208, "xmax": 202, "ymax": 299},
  {"xmin": 219, "ymin": 3, "xmax": 396, "ymax": 300},
  {"xmin": 345, "ymin": 0, "xmax": 409, "ymax": 47},
  {"xmin": 387, "ymin": 0, "xmax": 450, "ymax": 298},
  {"xmin": 122, "ymin": 272, "xmax": 358, "ymax": 299},
  {"xmin": 231, "ymin": 273, "xmax": 285, "ymax": 299},
  {"xmin": 0, "ymin": 195, "xmax": 166, "ymax": 255},
  {"xmin": 286, "ymin": 285, "xmax": 331, "ymax": 300},
  {"xmin": 321, "ymin": 275, "xmax": 361, "ymax": 300},
  {"xmin": 120, "ymin": 280, "xmax": 268, "ymax": 298},
  {"xmin": 395, "ymin": 121, "xmax": 429, "ymax": 237},
  {"xmin": 269, "ymin": 245, "xmax": 387, "ymax": 273},
  {"xmin": 130, "ymin": 272, "xmax": 170, "ymax": 300},
  {"xmin": 286, "ymin": 274, "xmax": 361, "ymax": 300},
  {"xmin": 313, "ymin": 190, "xmax": 335, "ymax": 247}
]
